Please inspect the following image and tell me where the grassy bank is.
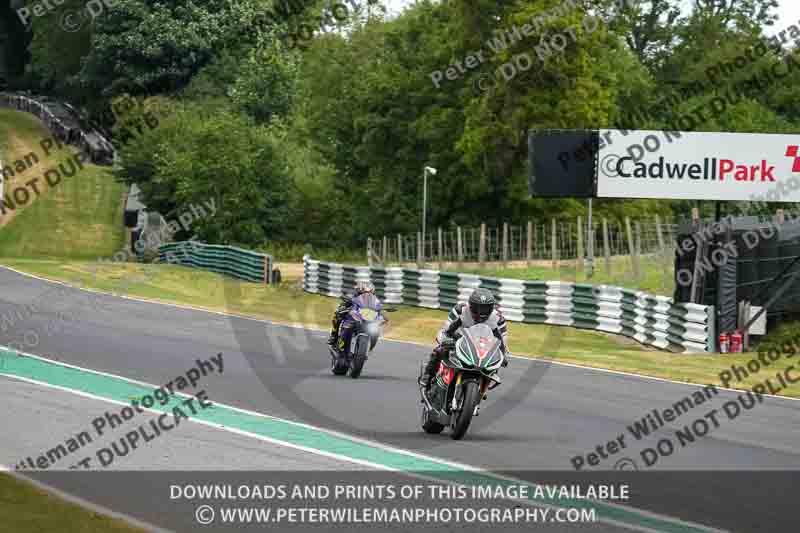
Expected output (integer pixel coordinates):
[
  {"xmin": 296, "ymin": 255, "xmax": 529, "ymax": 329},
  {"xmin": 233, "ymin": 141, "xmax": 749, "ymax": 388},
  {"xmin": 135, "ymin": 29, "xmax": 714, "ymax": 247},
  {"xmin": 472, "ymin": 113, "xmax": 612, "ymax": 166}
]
[
  {"xmin": 258, "ymin": 241, "xmax": 365, "ymax": 264},
  {"xmin": 0, "ymin": 473, "xmax": 143, "ymax": 532},
  {"xmin": 3, "ymin": 258, "xmax": 798, "ymax": 399},
  {"xmin": 305, "ymin": 253, "xmax": 675, "ymax": 296},
  {"xmin": 0, "ymin": 109, "xmax": 126, "ymax": 259},
  {"xmin": 391, "ymin": 254, "xmax": 674, "ymax": 296}
]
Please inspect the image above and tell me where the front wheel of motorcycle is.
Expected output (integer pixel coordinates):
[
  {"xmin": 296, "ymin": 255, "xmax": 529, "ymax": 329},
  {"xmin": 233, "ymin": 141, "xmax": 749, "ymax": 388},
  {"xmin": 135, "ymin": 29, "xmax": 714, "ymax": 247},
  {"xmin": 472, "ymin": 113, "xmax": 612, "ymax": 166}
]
[
  {"xmin": 450, "ymin": 380, "xmax": 480, "ymax": 440},
  {"xmin": 349, "ymin": 356, "xmax": 365, "ymax": 378}
]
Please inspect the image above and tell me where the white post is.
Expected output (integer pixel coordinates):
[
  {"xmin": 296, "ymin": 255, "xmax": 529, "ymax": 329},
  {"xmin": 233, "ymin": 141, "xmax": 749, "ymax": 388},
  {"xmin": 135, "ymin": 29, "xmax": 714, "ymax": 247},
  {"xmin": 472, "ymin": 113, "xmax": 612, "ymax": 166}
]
[
  {"xmin": 587, "ymin": 198, "xmax": 594, "ymax": 278},
  {"xmin": 422, "ymin": 170, "xmax": 427, "ymax": 263},
  {"xmin": 421, "ymin": 166, "xmax": 437, "ymax": 264}
]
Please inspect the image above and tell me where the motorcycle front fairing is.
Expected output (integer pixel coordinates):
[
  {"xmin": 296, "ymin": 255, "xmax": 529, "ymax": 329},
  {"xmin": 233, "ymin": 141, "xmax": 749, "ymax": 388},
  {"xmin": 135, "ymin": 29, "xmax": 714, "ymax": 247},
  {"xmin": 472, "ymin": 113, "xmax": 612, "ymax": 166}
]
[
  {"xmin": 455, "ymin": 324, "xmax": 505, "ymax": 380},
  {"xmin": 427, "ymin": 324, "xmax": 503, "ymax": 410}
]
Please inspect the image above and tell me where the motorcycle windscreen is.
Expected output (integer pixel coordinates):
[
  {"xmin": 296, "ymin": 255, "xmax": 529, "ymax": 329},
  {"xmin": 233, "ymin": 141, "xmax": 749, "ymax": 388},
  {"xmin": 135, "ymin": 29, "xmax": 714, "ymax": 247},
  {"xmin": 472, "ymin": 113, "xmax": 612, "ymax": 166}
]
[
  {"xmin": 352, "ymin": 293, "xmax": 381, "ymax": 321},
  {"xmin": 457, "ymin": 323, "xmax": 499, "ymax": 367}
]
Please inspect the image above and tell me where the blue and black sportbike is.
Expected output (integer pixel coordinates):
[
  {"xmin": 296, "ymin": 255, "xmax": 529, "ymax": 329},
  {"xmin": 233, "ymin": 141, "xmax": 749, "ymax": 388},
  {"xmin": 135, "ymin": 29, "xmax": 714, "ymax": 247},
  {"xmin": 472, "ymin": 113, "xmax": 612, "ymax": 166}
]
[{"xmin": 329, "ymin": 292, "xmax": 394, "ymax": 378}]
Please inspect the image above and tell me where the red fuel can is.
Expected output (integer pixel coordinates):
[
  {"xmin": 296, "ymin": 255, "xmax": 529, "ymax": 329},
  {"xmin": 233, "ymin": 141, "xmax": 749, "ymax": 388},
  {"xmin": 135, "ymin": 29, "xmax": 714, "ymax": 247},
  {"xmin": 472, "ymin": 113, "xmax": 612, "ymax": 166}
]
[
  {"xmin": 719, "ymin": 332, "xmax": 730, "ymax": 353},
  {"xmin": 730, "ymin": 330, "xmax": 743, "ymax": 353}
]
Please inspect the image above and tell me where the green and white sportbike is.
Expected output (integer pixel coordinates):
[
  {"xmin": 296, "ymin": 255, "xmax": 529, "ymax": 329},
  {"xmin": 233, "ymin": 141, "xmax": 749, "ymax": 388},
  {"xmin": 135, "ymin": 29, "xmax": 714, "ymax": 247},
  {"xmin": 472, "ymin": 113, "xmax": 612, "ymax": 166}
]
[{"xmin": 418, "ymin": 323, "xmax": 506, "ymax": 440}]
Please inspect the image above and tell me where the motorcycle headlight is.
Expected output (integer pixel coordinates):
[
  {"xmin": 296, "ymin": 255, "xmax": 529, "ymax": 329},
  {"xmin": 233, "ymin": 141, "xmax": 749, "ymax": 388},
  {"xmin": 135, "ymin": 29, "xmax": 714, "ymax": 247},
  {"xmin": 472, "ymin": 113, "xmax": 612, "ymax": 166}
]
[
  {"xmin": 360, "ymin": 308, "xmax": 379, "ymax": 321},
  {"xmin": 366, "ymin": 322, "xmax": 381, "ymax": 336}
]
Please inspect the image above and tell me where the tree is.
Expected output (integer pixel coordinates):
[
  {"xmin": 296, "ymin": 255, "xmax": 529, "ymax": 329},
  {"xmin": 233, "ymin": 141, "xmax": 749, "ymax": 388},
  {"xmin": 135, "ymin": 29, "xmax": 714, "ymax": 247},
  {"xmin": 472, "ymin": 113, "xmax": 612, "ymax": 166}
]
[
  {"xmin": 25, "ymin": 0, "xmax": 91, "ymax": 98},
  {"xmin": 115, "ymin": 101, "xmax": 292, "ymax": 246},
  {"xmin": 229, "ymin": 40, "xmax": 300, "ymax": 123},
  {"xmin": 2, "ymin": 0, "xmax": 32, "ymax": 83},
  {"xmin": 77, "ymin": 0, "xmax": 288, "ymax": 97}
]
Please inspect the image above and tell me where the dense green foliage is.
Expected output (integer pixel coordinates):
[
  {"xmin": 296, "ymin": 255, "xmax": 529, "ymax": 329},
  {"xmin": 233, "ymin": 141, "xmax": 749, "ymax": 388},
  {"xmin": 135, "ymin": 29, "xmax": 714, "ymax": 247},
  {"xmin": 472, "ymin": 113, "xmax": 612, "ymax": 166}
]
[
  {"xmin": 8, "ymin": 0, "xmax": 800, "ymax": 248},
  {"xmin": 115, "ymin": 101, "xmax": 292, "ymax": 245}
]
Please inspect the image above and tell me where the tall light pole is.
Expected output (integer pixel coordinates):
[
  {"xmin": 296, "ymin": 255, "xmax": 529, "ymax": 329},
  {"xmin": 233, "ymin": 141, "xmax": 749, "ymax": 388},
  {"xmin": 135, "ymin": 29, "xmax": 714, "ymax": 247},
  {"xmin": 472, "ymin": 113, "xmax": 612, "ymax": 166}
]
[{"xmin": 422, "ymin": 166, "xmax": 437, "ymax": 262}]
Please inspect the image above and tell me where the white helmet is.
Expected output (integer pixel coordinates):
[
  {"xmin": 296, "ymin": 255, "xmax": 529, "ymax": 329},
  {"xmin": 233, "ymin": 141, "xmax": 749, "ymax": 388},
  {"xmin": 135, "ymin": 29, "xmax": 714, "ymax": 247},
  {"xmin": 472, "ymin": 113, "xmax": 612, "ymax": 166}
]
[{"xmin": 354, "ymin": 281, "xmax": 374, "ymax": 294}]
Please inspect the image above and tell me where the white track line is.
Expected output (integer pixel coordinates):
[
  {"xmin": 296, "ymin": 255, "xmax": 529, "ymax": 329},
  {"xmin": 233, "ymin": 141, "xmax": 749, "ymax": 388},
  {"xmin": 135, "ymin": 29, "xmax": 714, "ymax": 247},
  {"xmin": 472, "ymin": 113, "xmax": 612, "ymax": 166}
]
[
  {"xmin": 0, "ymin": 352, "xmax": 722, "ymax": 533},
  {"xmin": 1, "ymin": 347, "xmax": 488, "ymax": 474},
  {"xmin": 2, "ymin": 263, "xmax": 797, "ymax": 404},
  {"xmin": 0, "ymin": 373, "xmax": 403, "ymax": 473}
]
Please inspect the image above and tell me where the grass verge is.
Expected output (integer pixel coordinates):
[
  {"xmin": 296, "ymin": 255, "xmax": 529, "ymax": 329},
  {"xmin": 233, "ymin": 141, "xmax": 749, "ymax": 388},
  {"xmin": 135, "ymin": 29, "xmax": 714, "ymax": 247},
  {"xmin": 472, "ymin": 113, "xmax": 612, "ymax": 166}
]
[
  {"xmin": 414, "ymin": 254, "xmax": 675, "ymax": 296},
  {"xmin": 3, "ymin": 258, "xmax": 798, "ymax": 399},
  {"xmin": 0, "ymin": 473, "xmax": 144, "ymax": 532},
  {"xmin": 0, "ymin": 108, "xmax": 126, "ymax": 259}
]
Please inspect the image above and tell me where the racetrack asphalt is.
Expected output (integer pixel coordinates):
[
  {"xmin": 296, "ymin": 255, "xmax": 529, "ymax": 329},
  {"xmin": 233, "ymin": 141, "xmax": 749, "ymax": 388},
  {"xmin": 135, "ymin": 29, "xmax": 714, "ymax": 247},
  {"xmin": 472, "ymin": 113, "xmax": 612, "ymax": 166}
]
[{"xmin": 0, "ymin": 266, "xmax": 798, "ymax": 532}]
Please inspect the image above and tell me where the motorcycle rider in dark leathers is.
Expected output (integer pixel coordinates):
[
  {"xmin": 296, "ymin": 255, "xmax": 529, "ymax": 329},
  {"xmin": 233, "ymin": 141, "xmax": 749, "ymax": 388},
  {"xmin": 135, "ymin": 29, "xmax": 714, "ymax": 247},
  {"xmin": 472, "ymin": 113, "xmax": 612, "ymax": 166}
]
[
  {"xmin": 419, "ymin": 288, "xmax": 509, "ymax": 388},
  {"xmin": 327, "ymin": 281, "xmax": 376, "ymax": 353}
]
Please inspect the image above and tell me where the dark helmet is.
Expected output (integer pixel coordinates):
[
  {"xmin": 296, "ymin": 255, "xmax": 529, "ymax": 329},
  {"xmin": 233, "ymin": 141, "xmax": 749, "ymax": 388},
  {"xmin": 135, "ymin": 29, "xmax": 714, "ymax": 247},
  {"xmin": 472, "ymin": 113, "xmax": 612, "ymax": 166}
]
[{"xmin": 468, "ymin": 288, "xmax": 496, "ymax": 323}]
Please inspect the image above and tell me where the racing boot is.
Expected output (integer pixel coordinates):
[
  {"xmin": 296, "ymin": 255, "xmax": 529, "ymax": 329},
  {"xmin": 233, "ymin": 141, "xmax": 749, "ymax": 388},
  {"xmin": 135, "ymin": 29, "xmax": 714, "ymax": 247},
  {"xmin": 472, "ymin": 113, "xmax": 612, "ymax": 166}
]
[
  {"xmin": 327, "ymin": 314, "xmax": 341, "ymax": 346},
  {"xmin": 418, "ymin": 352, "xmax": 440, "ymax": 388}
]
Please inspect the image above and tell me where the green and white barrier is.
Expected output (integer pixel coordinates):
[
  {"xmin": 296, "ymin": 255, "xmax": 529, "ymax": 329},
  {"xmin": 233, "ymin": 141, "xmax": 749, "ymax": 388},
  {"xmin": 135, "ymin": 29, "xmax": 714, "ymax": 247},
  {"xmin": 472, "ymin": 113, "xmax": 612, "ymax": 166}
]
[
  {"xmin": 159, "ymin": 241, "xmax": 273, "ymax": 283},
  {"xmin": 303, "ymin": 256, "xmax": 714, "ymax": 353}
]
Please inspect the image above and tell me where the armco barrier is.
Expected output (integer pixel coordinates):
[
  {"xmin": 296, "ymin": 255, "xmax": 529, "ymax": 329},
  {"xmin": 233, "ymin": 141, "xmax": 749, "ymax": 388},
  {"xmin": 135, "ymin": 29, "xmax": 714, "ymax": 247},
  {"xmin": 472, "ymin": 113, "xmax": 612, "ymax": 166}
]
[
  {"xmin": 159, "ymin": 241, "xmax": 273, "ymax": 283},
  {"xmin": 0, "ymin": 92, "xmax": 115, "ymax": 165},
  {"xmin": 303, "ymin": 256, "xmax": 714, "ymax": 353}
]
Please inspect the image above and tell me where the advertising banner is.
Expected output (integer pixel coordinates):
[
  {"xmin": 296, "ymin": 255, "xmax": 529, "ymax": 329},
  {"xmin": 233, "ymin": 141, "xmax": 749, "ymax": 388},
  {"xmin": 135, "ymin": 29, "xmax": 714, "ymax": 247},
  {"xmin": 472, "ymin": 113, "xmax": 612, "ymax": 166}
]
[{"xmin": 596, "ymin": 129, "xmax": 800, "ymax": 202}]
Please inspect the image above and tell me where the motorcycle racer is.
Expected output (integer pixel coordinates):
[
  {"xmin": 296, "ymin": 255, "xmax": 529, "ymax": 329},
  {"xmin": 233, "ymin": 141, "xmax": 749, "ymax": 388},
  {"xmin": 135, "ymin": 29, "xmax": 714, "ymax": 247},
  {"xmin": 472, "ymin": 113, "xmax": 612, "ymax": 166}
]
[
  {"xmin": 327, "ymin": 281, "xmax": 376, "ymax": 351},
  {"xmin": 419, "ymin": 288, "xmax": 509, "ymax": 388}
]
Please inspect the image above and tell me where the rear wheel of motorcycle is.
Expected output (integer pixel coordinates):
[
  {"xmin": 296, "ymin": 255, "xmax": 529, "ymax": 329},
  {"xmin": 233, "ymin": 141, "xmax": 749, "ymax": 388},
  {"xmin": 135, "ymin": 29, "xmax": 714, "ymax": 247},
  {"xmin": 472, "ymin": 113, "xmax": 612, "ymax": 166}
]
[
  {"xmin": 421, "ymin": 406, "xmax": 444, "ymax": 434},
  {"xmin": 450, "ymin": 380, "xmax": 479, "ymax": 440}
]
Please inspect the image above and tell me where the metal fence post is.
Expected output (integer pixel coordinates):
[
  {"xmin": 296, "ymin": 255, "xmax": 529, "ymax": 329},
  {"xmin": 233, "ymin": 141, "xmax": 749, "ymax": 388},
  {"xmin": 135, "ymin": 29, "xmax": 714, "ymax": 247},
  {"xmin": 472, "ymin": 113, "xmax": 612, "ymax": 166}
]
[
  {"xmin": 416, "ymin": 232, "xmax": 422, "ymax": 268},
  {"xmin": 526, "ymin": 221, "xmax": 533, "ymax": 267},
  {"xmin": 438, "ymin": 227, "xmax": 443, "ymax": 270},
  {"xmin": 626, "ymin": 217, "xmax": 640, "ymax": 279},
  {"xmin": 577, "ymin": 215, "xmax": 584, "ymax": 275},
  {"xmin": 479, "ymin": 223, "xmax": 487, "ymax": 266},
  {"xmin": 502, "ymin": 222, "xmax": 509, "ymax": 266},
  {"xmin": 398, "ymin": 234, "xmax": 403, "ymax": 264},
  {"xmin": 457, "ymin": 226, "xmax": 464, "ymax": 268}
]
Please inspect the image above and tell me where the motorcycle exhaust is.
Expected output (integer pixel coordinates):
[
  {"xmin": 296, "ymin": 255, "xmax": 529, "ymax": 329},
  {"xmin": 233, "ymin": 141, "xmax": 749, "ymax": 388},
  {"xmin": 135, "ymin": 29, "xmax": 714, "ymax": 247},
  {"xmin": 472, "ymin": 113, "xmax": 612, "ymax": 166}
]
[{"xmin": 420, "ymin": 389, "xmax": 433, "ymax": 409}]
